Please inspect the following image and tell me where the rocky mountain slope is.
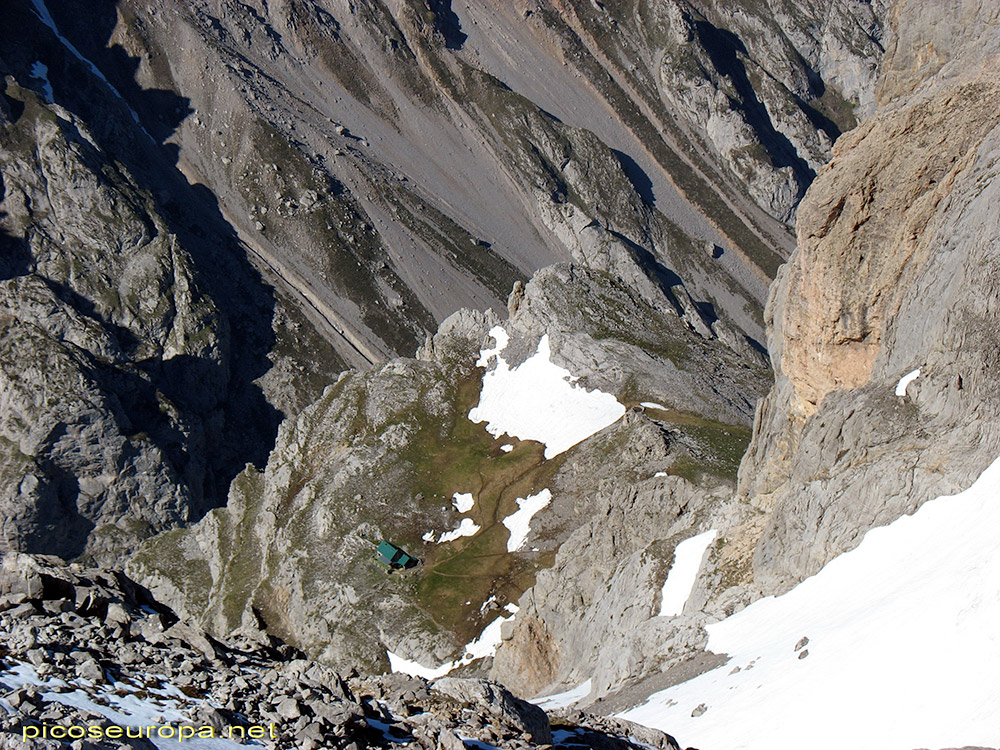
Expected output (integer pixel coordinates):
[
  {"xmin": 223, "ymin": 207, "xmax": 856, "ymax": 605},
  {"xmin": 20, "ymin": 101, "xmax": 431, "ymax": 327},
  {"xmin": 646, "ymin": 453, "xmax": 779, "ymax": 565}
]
[
  {"xmin": 1, "ymin": 0, "xmax": 889, "ymax": 564},
  {"xmin": 491, "ymin": 0, "xmax": 1000, "ymax": 714},
  {"xmin": 7, "ymin": 0, "xmax": 999, "ymax": 747}
]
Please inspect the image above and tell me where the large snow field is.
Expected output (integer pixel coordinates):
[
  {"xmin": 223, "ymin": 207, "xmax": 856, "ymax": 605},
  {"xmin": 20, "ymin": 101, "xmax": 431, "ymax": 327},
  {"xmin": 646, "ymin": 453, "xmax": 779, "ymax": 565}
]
[
  {"xmin": 620, "ymin": 455, "xmax": 1000, "ymax": 750},
  {"xmin": 468, "ymin": 327, "xmax": 625, "ymax": 459}
]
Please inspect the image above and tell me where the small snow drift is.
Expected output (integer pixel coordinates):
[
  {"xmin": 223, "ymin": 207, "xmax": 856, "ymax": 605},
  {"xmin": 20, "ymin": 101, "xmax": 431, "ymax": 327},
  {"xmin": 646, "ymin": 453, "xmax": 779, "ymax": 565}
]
[
  {"xmin": 658, "ymin": 530, "xmax": 717, "ymax": 617},
  {"xmin": 0, "ymin": 663, "xmax": 245, "ymax": 750},
  {"xmin": 437, "ymin": 517, "xmax": 481, "ymax": 543},
  {"xmin": 468, "ymin": 327, "xmax": 625, "ymax": 459},
  {"xmin": 388, "ymin": 606, "xmax": 519, "ymax": 680},
  {"xmin": 452, "ymin": 492, "xmax": 475, "ymax": 513},
  {"xmin": 533, "ymin": 679, "xmax": 593, "ymax": 710},
  {"xmin": 895, "ymin": 368, "xmax": 921, "ymax": 396},
  {"xmin": 621, "ymin": 455, "xmax": 1000, "ymax": 750},
  {"xmin": 502, "ymin": 489, "xmax": 552, "ymax": 552}
]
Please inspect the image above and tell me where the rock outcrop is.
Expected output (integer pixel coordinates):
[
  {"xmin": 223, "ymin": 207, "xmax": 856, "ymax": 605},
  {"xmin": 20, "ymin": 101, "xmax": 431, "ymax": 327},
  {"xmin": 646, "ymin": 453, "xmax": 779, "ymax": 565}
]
[
  {"xmin": 0, "ymin": 75, "xmax": 280, "ymax": 563},
  {"xmin": 648, "ymin": 0, "xmax": 888, "ymax": 220}
]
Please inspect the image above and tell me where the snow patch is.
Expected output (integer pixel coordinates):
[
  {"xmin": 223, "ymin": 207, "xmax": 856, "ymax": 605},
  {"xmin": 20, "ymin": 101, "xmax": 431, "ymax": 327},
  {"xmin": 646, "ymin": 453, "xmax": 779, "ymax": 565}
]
[
  {"xmin": 533, "ymin": 679, "xmax": 593, "ymax": 710},
  {"xmin": 468, "ymin": 327, "xmax": 625, "ymax": 459},
  {"xmin": 452, "ymin": 492, "xmax": 475, "ymax": 513},
  {"xmin": 385, "ymin": 652, "xmax": 454, "ymax": 681},
  {"xmin": 387, "ymin": 611, "xmax": 516, "ymax": 680},
  {"xmin": 436, "ymin": 517, "xmax": 480, "ymax": 544},
  {"xmin": 500, "ymin": 444, "xmax": 514, "ymax": 453},
  {"xmin": 622, "ymin": 455, "xmax": 1000, "ymax": 750},
  {"xmin": 29, "ymin": 0, "xmax": 153, "ymax": 141},
  {"xmin": 30, "ymin": 61, "xmax": 54, "ymax": 100},
  {"xmin": 641, "ymin": 402, "xmax": 667, "ymax": 410},
  {"xmin": 654, "ymin": 471, "xmax": 668, "ymax": 478},
  {"xmin": 894, "ymin": 368, "xmax": 921, "ymax": 396},
  {"xmin": 658, "ymin": 530, "xmax": 717, "ymax": 617},
  {"xmin": 502, "ymin": 489, "xmax": 552, "ymax": 552},
  {"xmin": 0, "ymin": 663, "xmax": 245, "ymax": 749}
]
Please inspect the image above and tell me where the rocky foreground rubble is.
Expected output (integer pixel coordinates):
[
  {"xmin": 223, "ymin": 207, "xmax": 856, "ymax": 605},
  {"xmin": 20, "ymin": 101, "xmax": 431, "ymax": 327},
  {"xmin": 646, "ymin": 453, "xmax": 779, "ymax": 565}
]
[{"xmin": 0, "ymin": 554, "xmax": 680, "ymax": 750}]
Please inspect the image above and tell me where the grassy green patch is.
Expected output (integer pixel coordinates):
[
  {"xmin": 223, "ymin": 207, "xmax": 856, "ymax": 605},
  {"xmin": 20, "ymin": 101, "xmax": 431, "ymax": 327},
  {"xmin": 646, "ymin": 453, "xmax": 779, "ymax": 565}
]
[{"xmin": 389, "ymin": 374, "xmax": 568, "ymax": 641}]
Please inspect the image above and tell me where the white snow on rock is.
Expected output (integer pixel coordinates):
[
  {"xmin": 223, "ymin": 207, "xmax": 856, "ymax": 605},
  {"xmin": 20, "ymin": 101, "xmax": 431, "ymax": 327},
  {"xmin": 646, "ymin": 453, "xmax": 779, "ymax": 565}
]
[
  {"xmin": 658, "ymin": 530, "xmax": 718, "ymax": 617},
  {"xmin": 894, "ymin": 368, "xmax": 921, "ymax": 396},
  {"xmin": 436, "ymin": 517, "xmax": 480, "ymax": 544},
  {"xmin": 0, "ymin": 663, "xmax": 246, "ymax": 749},
  {"xmin": 452, "ymin": 492, "xmax": 475, "ymax": 513},
  {"xmin": 654, "ymin": 471, "xmax": 668, "ymax": 478},
  {"xmin": 30, "ymin": 61, "xmax": 53, "ymax": 100},
  {"xmin": 421, "ymin": 531, "xmax": 435, "ymax": 542},
  {"xmin": 500, "ymin": 444, "xmax": 514, "ymax": 453},
  {"xmin": 468, "ymin": 327, "xmax": 626, "ymax": 459},
  {"xmin": 387, "ymin": 610, "xmax": 517, "ymax": 680},
  {"xmin": 532, "ymin": 679, "xmax": 593, "ymax": 710},
  {"xmin": 30, "ymin": 0, "xmax": 152, "ymax": 140},
  {"xmin": 502, "ymin": 489, "xmax": 552, "ymax": 552},
  {"xmin": 641, "ymin": 402, "xmax": 668, "ymax": 410},
  {"xmin": 385, "ymin": 651, "xmax": 455, "ymax": 681},
  {"xmin": 621, "ymin": 455, "xmax": 1000, "ymax": 750}
]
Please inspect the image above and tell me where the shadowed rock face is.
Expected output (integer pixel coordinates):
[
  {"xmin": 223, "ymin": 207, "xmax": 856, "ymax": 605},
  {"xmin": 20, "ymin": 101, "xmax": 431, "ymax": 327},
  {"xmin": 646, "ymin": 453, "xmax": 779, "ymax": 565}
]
[{"xmin": 0, "ymin": 46, "xmax": 282, "ymax": 561}]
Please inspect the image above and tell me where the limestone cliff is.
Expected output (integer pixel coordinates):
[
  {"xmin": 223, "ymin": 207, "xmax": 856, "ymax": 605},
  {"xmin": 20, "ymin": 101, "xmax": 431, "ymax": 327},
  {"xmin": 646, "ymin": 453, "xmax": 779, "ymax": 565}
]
[{"xmin": 734, "ymin": 0, "xmax": 1000, "ymax": 594}]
